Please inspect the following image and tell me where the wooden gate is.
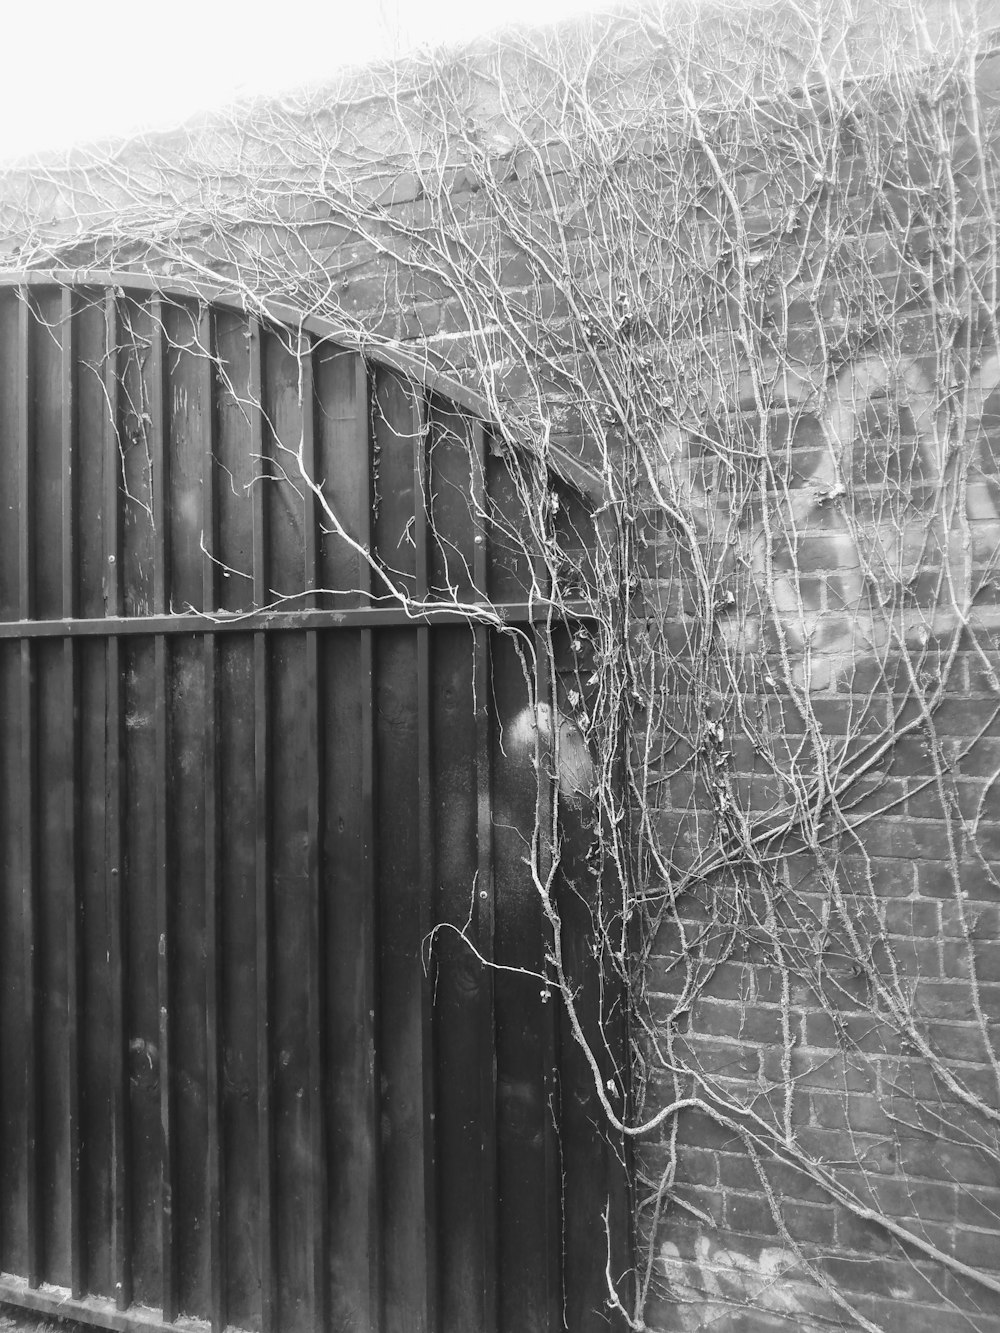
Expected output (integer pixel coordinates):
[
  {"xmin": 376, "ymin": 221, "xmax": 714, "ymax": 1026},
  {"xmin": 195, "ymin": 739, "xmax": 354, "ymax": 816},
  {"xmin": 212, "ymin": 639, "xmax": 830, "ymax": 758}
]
[{"xmin": 0, "ymin": 276, "xmax": 628, "ymax": 1333}]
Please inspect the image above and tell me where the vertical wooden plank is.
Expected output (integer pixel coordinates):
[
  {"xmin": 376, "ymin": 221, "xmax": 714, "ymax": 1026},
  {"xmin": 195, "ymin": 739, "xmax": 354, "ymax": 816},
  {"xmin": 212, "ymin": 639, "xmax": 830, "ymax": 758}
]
[
  {"xmin": 17, "ymin": 294, "xmax": 32, "ymax": 642},
  {"xmin": 0, "ymin": 639, "xmax": 27, "ymax": 1278},
  {"xmin": 116, "ymin": 304, "xmax": 162, "ymax": 1309},
  {"xmin": 165, "ymin": 300, "xmax": 209, "ymax": 614},
  {"xmin": 217, "ymin": 635, "xmax": 259, "ymax": 1331},
  {"xmin": 107, "ymin": 667, "xmax": 130, "ymax": 1316},
  {"xmin": 214, "ymin": 309, "xmax": 255, "ymax": 614},
  {"xmin": 304, "ymin": 630, "xmax": 326, "ymax": 1333},
  {"xmin": 300, "ymin": 335, "xmax": 319, "ymax": 608},
  {"xmin": 371, "ymin": 366, "xmax": 417, "ymax": 600},
  {"xmin": 215, "ymin": 321, "xmax": 257, "ymax": 1331},
  {"xmin": 475, "ymin": 628, "xmax": 499, "ymax": 1333},
  {"xmin": 104, "ymin": 292, "xmax": 132, "ymax": 1313},
  {"xmin": 61, "ymin": 288, "xmax": 85, "ymax": 1300},
  {"xmin": 150, "ymin": 297, "xmax": 170, "ymax": 615},
  {"xmin": 549, "ymin": 621, "xmax": 629, "ymax": 1333},
  {"xmin": 78, "ymin": 632, "xmax": 114, "ymax": 1299},
  {"xmin": 36, "ymin": 635, "xmax": 71, "ymax": 1289},
  {"xmin": 19, "ymin": 664, "xmax": 36, "ymax": 1296},
  {"xmin": 61, "ymin": 288, "xmax": 77, "ymax": 620},
  {"xmin": 375, "ymin": 627, "xmax": 423, "ymax": 1333},
  {"xmin": 250, "ymin": 319, "xmax": 277, "ymax": 1333},
  {"xmin": 160, "ymin": 300, "xmax": 211, "ymax": 1321},
  {"xmin": 149, "ymin": 301, "xmax": 177, "ymax": 1324},
  {"xmin": 314, "ymin": 346, "xmax": 366, "ymax": 603},
  {"xmin": 266, "ymin": 632, "xmax": 311, "ymax": 1333},
  {"xmin": 491, "ymin": 623, "xmax": 561, "ymax": 1333},
  {"xmin": 103, "ymin": 294, "xmax": 122, "ymax": 626},
  {"xmin": 298, "ymin": 336, "xmax": 328, "ymax": 1331},
  {"xmin": 357, "ymin": 356, "xmax": 371, "ymax": 604},
  {"xmin": 154, "ymin": 631, "xmax": 175, "ymax": 1321},
  {"xmin": 213, "ymin": 311, "xmax": 256, "ymax": 1330},
  {"xmin": 414, "ymin": 392, "xmax": 430, "ymax": 603},
  {"xmin": 361, "ymin": 630, "xmax": 382, "ymax": 1332},
  {"xmin": 485, "ymin": 446, "xmax": 535, "ymax": 603},
  {"xmin": 118, "ymin": 298, "xmax": 155, "ymax": 619},
  {"xmin": 359, "ymin": 353, "xmax": 383, "ymax": 1331},
  {"xmin": 376, "ymin": 375, "xmax": 433, "ymax": 1333},
  {"xmin": 262, "ymin": 325, "xmax": 308, "ymax": 608},
  {"xmin": 325, "ymin": 634, "xmax": 382, "ymax": 1330},
  {"xmin": 534, "ymin": 627, "xmax": 563, "ymax": 1333},
  {"xmin": 261, "ymin": 339, "xmax": 316, "ymax": 1333},
  {"xmin": 17, "ymin": 290, "xmax": 41, "ymax": 1292},
  {"xmin": 472, "ymin": 422, "xmax": 499, "ymax": 1333},
  {"xmin": 77, "ymin": 291, "xmax": 114, "ymax": 621},
  {"xmin": 0, "ymin": 289, "xmax": 27, "ymax": 1283},
  {"xmin": 431, "ymin": 623, "xmax": 490, "ymax": 1333},
  {"xmin": 251, "ymin": 319, "xmax": 267, "ymax": 609},
  {"xmin": 413, "ymin": 393, "xmax": 439, "ymax": 1333},
  {"xmin": 264, "ymin": 325, "xmax": 314, "ymax": 1333},
  {"xmin": 77, "ymin": 290, "xmax": 116, "ymax": 1296},
  {"xmin": 167, "ymin": 635, "xmax": 209, "ymax": 1321},
  {"xmin": 254, "ymin": 629, "xmax": 275, "ymax": 1333},
  {"xmin": 122, "ymin": 676, "xmax": 162, "ymax": 1301},
  {"xmin": 0, "ymin": 288, "xmax": 20, "ymax": 620},
  {"xmin": 212, "ymin": 310, "xmax": 256, "ymax": 1329},
  {"xmin": 203, "ymin": 633, "xmax": 223, "ymax": 1333},
  {"xmin": 256, "ymin": 323, "xmax": 272, "ymax": 610},
  {"xmin": 200, "ymin": 306, "xmax": 217, "ymax": 622},
  {"xmin": 31, "ymin": 289, "xmax": 72, "ymax": 1289},
  {"xmin": 319, "ymin": 351, "xmax": 381, "ymax": 1332},
  {"xmin": 427, "ymin": 401, "xmax": 478, "ymax": 604},
  {"xmin": 32, "ymin": 288, "xmax": 66, "ymax": 623},
  {"xmin": 200, "ymin": 306, "xmax": 226, "ymax": 1333}
]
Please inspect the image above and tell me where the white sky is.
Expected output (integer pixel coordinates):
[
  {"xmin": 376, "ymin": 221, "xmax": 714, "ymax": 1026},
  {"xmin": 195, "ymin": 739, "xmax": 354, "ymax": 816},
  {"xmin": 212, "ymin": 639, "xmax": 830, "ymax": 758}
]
[{"xmin": 0, "ymin": 0, "xmax": 601, "ymax": 163}]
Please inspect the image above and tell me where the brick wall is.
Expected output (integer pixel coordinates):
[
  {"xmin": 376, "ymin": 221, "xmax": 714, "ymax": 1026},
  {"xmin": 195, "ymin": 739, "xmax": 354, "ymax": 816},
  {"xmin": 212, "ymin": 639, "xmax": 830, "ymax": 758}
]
[{"xmin": 2, "ymin": 3, "xmax": 1000, "ymax": 1329}]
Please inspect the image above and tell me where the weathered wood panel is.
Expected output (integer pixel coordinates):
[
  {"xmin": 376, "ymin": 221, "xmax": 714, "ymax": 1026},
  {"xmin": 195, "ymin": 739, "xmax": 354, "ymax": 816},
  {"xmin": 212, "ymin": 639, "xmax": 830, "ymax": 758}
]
[{"xmin": 0, "ymin": 277, "xmax": 623, "ymax": 1333}]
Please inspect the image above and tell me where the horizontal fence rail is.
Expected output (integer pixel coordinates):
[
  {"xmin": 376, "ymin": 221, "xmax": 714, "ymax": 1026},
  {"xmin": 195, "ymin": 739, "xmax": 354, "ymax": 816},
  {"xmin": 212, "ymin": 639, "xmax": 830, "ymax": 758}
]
[{"xmin": 0, "ymin": 601, "xmax": 590, "ymax": 639}]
